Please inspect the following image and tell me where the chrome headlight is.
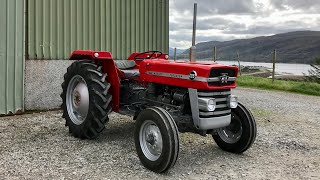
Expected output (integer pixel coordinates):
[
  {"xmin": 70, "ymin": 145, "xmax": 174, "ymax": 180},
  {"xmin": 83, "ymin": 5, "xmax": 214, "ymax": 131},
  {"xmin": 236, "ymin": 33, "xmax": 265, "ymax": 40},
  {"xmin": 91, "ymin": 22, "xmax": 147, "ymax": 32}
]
[
  {"xmin": 228, "ymin": 95, "xmax": 238, "ymax": 108},
  {"xmin": 198, "ymin": 98, "xmax": 216, "ymax": 112}
]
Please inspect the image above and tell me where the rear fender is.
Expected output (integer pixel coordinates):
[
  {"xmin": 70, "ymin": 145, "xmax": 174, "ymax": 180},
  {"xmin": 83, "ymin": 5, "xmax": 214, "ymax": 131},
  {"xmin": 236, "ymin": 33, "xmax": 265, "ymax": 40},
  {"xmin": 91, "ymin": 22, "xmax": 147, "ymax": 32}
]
[
  {"xmin": 69, "ymin": 50, "xmax": 113, "ymax": 60},
  {"xmin": 100, "ymin": 60, "xmax": 120, "ymax": 112},
  {"xmin": 69, "ymin": 50, "xmax": 120, "ymax": 112}
]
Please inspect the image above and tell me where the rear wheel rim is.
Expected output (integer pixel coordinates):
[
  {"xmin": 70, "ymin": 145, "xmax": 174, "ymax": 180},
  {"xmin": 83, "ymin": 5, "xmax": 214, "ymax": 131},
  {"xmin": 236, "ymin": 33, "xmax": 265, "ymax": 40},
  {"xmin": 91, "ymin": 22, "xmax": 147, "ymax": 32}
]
[
  {"xmin": 217, "ymin": 114, "xmax": 243, "ymax": 144},
  {"xmin": 139, "ymin": 120, "xmax": 163, "ymax": 161},
  {"xmin": 66, "ymin": 75, "xmax": 90, "ymax": 125}
]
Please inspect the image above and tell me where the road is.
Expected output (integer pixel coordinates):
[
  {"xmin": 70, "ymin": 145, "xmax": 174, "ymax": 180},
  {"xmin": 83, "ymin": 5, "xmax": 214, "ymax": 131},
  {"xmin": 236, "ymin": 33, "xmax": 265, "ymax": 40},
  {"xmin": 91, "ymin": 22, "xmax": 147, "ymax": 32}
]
[{"xmin": 0, "ymin": 88, "xmax": 319, "ymax": 179}]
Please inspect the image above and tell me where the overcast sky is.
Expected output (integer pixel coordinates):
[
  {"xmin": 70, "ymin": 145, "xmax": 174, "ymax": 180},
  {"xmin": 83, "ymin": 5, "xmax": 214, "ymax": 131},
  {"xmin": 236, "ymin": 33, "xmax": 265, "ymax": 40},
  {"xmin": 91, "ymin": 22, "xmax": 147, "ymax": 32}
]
[{"xmin": 169, "ymin": 0, "xmax": 320, "ymax": 49}]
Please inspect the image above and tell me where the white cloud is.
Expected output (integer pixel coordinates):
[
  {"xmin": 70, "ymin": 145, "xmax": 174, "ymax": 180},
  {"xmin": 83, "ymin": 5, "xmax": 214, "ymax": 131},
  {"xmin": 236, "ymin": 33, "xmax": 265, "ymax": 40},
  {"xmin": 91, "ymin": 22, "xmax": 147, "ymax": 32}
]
[{"xmin": 169, "ymin": 0, "xmax": 320, "ymax": 49}]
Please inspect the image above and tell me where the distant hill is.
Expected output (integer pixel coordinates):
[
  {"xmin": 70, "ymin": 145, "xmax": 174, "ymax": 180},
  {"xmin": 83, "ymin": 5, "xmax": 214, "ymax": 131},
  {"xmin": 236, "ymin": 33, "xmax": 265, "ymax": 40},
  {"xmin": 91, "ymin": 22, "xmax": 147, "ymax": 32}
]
[
  {"xmin": 169, "ymin": 47, "xmax": 186, "ymax": 58},
  {"xmin": 179, "ymin": 31, "xmax": 320, "ymax": 64}
]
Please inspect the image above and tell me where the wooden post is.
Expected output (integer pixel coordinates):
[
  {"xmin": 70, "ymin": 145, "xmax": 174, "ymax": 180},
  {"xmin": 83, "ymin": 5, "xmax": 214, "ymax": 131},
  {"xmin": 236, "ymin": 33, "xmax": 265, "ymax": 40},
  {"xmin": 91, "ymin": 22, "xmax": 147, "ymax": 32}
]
[
  {"xmin": 237, "ymin": 51, "xmax": 241, "ymax": 76},
  {"xmin": 213, "ymin": 46, "xmax": 217, "ymax": 62},
  {"xmin": 272, "ymin": 49, "xmax": 277, "ymax": 83},
  {"xmin": 174, "ymin": 48, "xmax": 177, "ymax": 61}
]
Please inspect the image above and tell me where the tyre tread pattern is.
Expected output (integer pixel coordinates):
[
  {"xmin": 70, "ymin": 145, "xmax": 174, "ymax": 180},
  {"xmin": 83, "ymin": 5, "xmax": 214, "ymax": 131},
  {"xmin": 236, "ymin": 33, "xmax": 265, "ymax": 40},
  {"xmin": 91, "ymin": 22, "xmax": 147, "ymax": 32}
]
[
  {"xmin": 61, "ymin": 60, "xmax": 113, "ymax": 139},
  {"xmin": 153, "ymin": 107, "xmax": 180, "ymax": 172},
  {"xmin": 134, "ymin": 107, "xmax": 180, "ymax": 173},
  {"xmin": 213, "ymin": 102, "xmax": 257, "ymax": 153}
]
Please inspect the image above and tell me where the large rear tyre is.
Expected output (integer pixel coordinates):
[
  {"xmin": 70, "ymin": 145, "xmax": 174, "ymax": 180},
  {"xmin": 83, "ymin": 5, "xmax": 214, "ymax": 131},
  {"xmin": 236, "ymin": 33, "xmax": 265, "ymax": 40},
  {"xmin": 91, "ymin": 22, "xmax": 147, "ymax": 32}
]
[
  {"xmin": 134, "ymin": 107, "xmax": 179, "ymax": 173},
  {"xmin": 212, "ymin": 103, "xmax": 256, "ymax": 153},
  {"xmin": 61, "ymin": 60, "xmax": 112, "ymax": 139}
]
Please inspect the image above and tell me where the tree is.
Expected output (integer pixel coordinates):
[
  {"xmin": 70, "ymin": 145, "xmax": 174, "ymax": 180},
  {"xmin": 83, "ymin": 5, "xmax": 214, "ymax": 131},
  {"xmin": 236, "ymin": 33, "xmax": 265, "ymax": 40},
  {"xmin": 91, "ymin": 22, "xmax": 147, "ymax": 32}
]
[{"xmin": 307, "ymin": 57, "xmax": 320, "ymax": 83}]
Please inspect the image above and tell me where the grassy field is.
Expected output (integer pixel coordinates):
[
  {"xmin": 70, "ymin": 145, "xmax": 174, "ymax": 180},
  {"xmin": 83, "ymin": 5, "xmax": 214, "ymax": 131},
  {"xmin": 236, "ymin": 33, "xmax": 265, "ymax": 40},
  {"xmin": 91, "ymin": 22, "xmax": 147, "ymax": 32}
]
[{"xmin": 237, "ymin": 76, "xmax": 320, "ymax": 96}]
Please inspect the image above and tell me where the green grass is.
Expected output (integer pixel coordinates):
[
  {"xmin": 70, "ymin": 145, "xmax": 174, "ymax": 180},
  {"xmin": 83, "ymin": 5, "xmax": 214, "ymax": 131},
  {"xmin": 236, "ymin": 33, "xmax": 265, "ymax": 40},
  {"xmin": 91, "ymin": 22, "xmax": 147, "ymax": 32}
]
[{"xmin": 237, "ymin": 76, "xmax": 320, "ymax": 96}]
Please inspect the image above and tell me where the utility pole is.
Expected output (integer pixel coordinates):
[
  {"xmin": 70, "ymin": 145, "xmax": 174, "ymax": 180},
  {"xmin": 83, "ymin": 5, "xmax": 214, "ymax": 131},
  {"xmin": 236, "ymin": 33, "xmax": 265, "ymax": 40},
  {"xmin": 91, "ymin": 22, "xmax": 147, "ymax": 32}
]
[
  {"xmin": 213, "ymin": 46, "xmax": 217, "ymax": 62},
  {"xmin": 272, "ymin": 49, "xmax": 277, "ymax": 83},
  {"xmin": 190, "ymin": 3, "xmax": 197, "ymax": 62},
  {"xmin": 237, "ymin": 51, "xmax": 241, "ymax": 76},
  {"xmin": 174, "ymin": 48, "xmax": 177, "ymax": 61}
]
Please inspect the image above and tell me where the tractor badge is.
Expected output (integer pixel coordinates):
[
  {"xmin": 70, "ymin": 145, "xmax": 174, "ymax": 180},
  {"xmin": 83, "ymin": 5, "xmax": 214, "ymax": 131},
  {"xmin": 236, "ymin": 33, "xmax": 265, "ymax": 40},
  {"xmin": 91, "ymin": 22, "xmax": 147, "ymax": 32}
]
[
  {"xmin": 220, "ymin": 73, "xmax": 229, "ymax": 83},
  {"xmin": 189, "ymin": 71, "xmax": 197, "ymax": 80}
]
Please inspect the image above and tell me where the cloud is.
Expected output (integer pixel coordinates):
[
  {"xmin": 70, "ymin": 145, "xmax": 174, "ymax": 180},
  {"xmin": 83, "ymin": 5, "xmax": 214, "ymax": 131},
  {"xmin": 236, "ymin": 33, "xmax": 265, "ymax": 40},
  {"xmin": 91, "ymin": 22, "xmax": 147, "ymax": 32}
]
[
  {"xmin": 169, "ymin": 0, "xmax": 320, "ymax": 49},
  {"xmin": 269, "ymin": 0, "xmax": 320, "ymax": 12},
  {"xmin": 170, "ymin": 17, "xmax": 246, "ymax": 31},
  {"xmin": 171, "ymin": 0, "xmax": 256, "ymax": 15}
]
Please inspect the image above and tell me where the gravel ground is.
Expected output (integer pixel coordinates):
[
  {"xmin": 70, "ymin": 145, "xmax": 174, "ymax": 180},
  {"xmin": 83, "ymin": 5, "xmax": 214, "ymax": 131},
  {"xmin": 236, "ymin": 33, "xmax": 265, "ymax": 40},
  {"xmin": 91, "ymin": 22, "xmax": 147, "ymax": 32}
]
[{"xmin": 0, "ymin": 88, "xmax": 319, "ymax": 180}]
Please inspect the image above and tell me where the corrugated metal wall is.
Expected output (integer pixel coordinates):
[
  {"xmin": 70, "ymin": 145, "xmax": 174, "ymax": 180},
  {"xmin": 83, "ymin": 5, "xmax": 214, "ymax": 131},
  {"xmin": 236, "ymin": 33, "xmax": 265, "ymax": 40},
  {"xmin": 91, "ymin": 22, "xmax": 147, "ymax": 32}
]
[
  {"xmin": 27, "ymin": 0, "xmax": 169, "ymax": 60},
  {"xmin": 0, "ymin": 0, "xmax": 25, "ymax": 115}
]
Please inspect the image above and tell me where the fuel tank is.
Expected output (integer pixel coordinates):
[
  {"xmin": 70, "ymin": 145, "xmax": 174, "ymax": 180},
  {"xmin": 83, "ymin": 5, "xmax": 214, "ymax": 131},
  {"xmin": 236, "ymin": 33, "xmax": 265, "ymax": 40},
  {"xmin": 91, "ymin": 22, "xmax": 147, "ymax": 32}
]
[{"xmin": 139, "ymin": 59, "xmax": 239, "ymax": 90}]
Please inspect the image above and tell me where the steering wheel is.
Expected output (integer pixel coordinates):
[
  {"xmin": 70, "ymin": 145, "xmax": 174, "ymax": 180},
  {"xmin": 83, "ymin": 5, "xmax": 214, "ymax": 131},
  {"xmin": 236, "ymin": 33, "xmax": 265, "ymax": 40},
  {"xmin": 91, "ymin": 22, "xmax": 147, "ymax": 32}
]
[{"xmin": 134, "ymin": 51, "xmax": 163, "ymax": 60}]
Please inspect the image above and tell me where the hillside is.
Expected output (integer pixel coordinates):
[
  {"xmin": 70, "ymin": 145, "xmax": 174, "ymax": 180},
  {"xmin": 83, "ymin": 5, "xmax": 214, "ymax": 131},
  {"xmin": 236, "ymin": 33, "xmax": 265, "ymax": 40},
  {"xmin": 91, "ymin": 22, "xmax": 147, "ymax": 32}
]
[
  {"xmin": 169, "ymin": 47, "xmax": 186, "ymax": 57},
  {"xmin": 179, "ymin": 31, "xmax": 320, "ymax": 64}
]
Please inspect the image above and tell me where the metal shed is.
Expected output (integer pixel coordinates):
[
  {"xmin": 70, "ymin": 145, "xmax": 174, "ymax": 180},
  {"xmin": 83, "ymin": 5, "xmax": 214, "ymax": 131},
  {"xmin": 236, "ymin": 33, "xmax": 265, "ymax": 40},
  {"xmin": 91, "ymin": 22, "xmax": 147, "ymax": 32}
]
[
  {"xmin": 27, "ymin": 0, "xmax": 169, "ymax": 60},
  {"xmin": 0, "ymin": 0, "xmax": 25, "ymax": 115},
  {"xmin": 0, "ymin": 0, "xmax": 169, "ymax": 115}
]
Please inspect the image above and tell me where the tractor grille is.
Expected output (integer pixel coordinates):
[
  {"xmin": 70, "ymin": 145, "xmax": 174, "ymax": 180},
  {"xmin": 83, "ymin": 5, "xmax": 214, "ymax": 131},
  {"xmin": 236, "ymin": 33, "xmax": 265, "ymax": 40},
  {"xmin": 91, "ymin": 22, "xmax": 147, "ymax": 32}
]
[
  {"xmin": 208, "ymin": 68, "xmax": 237, "ymax": 86},
  {"xmin": 209, "ymin": 68, "xmax": 236, "ymax": 77},
  {"xmin": 208, "ymin": 81, "xmax": 235, "ymax": 86},
  {"xmin": 197, "ymin": 89, "xmax": 231, "ymax": 118}
]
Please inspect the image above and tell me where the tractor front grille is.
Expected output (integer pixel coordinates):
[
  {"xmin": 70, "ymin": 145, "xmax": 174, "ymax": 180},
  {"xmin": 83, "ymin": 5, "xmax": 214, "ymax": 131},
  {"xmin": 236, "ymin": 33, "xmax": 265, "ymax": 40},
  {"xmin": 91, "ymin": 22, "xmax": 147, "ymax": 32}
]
[
  {"xmin": 208, "ymin": 81, "xmax": 235, "ymax": 86},
  {"xmin": 197, "ymin": 89, "xmax": 231, "ymax": 118},
  {"xmin": 208, "ymin": 68, "xmax": 237, "ymax": 86},
  {"xmin": 209, "ymin": 68, "xmax": 236, "ymax": 77}
]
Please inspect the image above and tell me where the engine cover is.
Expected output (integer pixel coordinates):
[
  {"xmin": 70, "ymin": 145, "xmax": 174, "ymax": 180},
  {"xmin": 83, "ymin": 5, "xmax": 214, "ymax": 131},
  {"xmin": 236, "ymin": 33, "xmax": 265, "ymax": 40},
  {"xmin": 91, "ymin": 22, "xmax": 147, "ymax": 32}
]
[{"xmin": 139, "ymin": 60, "xmax": 238, "ymax": 90}]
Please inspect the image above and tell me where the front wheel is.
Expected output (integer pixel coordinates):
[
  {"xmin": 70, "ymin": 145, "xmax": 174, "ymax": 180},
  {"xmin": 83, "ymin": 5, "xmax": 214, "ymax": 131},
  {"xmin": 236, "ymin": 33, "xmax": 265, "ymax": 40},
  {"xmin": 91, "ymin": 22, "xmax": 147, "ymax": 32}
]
[
  {"xmin": 212, "ymin": 103, "xmax": 257, "ymax": 153},
  {"xmin": 134, "ymin": 107, "xmax": 179, "ymax": 173}
]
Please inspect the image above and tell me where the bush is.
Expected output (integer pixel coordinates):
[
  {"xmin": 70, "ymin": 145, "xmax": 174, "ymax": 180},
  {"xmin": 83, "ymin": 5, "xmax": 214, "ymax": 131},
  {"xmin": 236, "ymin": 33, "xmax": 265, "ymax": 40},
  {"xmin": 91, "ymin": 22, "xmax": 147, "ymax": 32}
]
[{"xmin": 307, "ymin": 58, "xmax": 320, "ymax": 83}]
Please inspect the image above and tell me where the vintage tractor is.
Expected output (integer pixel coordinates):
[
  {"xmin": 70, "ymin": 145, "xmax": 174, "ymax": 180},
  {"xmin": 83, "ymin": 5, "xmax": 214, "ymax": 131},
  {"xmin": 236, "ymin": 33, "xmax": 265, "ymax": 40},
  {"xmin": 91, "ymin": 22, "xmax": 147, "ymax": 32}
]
[{"xmin": 61, "ymin": 50, "xmax": 256, "ymax": 173}]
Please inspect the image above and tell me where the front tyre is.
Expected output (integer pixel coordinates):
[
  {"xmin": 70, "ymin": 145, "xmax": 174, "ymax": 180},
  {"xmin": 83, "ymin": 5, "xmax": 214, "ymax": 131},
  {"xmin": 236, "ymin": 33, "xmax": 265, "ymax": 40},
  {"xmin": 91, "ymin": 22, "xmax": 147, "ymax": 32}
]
[
  {"xmin": 134, "ymin": 107, "xmax": 179, "ymax": 173},
  {"xmin": 61, "ymin": 60, "xmax": 112, "ymax": 139},
  {"xmin": 212, "ymin": 103, "xmax": 257, "ymax": 153}
]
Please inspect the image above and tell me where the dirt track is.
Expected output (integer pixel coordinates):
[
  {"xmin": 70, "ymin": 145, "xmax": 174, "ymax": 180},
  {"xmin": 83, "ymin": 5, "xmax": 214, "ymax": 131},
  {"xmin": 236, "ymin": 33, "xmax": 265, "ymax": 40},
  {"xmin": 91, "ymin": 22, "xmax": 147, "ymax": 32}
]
[{"xmin": 0, "ymin": 88, "xmax": 319, "ymax": 179}]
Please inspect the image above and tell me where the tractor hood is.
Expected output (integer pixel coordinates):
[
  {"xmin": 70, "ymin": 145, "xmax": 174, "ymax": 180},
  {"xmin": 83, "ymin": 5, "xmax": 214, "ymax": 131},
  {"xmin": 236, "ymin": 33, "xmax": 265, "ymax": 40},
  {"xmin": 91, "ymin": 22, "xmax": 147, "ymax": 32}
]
[{"xmin": 139, "ymin": 60, "xmax": 239, "ymax": 90}]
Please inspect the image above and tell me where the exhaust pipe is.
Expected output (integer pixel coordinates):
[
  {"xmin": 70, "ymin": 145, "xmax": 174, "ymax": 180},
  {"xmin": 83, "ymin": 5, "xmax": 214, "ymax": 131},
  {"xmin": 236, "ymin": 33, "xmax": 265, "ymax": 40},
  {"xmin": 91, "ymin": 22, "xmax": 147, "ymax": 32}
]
[{"xmin": 190, "ymin": 3, "xmax": 197, "ymax": 62}]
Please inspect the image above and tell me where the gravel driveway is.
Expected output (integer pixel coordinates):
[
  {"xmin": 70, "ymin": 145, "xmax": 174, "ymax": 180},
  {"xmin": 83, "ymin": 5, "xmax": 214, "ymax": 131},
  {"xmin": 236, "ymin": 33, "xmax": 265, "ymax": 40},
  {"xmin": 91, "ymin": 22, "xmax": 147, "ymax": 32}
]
[{"xmin": 0, "ymin": 88, "xmax": 319, "ymax": 179}]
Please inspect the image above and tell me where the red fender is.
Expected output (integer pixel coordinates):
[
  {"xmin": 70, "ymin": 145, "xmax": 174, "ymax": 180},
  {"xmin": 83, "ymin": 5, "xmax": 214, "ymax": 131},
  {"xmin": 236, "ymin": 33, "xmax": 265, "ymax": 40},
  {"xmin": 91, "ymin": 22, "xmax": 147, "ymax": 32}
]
[
  {"xmin": 69, "ymin": 50, "xmax": 113, "ymax": 60},
  {"xmin": 69, "ymin": 50, "xmax": 120, "ymax": 112}
]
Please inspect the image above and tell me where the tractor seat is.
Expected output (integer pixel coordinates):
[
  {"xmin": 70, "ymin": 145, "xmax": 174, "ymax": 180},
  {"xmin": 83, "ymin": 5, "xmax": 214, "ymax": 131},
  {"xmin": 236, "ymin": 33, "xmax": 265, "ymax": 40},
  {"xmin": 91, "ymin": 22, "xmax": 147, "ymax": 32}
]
[
  {"xmin": 115, "ymin": 60, "xmax": 140, "ymax": 78},
  {"xmin": 115, "ymin": 60, "xmax": 136, "ymax": 70},
  {"xmin": 121, "ymin": 69, "xmax": 140, "ymax": 78}
]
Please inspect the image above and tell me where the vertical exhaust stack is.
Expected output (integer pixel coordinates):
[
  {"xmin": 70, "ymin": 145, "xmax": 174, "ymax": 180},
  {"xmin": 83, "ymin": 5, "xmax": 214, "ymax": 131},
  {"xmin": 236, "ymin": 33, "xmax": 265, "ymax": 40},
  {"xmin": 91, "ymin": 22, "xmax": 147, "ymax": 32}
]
[{"xmin": 190, "ymin": 3, "xmax": 197, "ymax": 62}]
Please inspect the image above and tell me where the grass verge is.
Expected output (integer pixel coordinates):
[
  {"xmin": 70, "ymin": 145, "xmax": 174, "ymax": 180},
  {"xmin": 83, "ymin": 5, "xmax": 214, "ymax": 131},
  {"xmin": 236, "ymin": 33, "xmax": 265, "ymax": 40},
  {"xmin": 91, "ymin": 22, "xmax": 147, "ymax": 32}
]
[{"xmin": 237, "ymin": 76, "xmax": 320, "ymax": 96}]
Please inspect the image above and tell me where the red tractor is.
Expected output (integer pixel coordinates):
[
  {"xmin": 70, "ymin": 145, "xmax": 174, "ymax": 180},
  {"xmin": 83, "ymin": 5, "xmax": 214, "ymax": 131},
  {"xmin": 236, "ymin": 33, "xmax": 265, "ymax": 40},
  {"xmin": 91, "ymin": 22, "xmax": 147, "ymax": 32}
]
[{"xmin": 61, "ymin": 50, "xmax": 256, "ymax": 173}]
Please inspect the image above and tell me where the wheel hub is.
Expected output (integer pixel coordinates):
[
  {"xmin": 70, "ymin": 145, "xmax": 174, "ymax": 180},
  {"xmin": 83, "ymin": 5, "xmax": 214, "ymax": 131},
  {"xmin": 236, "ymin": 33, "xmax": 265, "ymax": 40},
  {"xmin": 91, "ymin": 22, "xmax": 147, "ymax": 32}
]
[
  {"xmin": 146, "ymin": 134, "xmax": 156, "ymax": 145},
  {"xmin": 73, "ymin": 91, "xmax": 81, "ymax": 107},
  {"xmin": 217, "ymin": 114, "xmax": 243, "ymax": 144},
  {"xmin": 66, "ymin": 75, "xmax": 90, "ymax": 125},
  {"xmin": 140, "ymin": 120, "xmax": 163, "ymax": 161}
]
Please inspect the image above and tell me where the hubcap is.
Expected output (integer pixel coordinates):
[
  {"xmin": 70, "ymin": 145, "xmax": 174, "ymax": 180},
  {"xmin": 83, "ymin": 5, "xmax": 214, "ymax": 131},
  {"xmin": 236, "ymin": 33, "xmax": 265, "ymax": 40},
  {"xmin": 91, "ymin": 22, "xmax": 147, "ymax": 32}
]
[
  {"xmin": 217, "ymin": 114, "xmax": 243, "ymax": 144},
  {"xmin": 139, "ymin": 120, "xmax": 163, "ymax": 161},
  {"xmin": 66, "ymin": 75, "xmax": 90, "ymax": 125}
]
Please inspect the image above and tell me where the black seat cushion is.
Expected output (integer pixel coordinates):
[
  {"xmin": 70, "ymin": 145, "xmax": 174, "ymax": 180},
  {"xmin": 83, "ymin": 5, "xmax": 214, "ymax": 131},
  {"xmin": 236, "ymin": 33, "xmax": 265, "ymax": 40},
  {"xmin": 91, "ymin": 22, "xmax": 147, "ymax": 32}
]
[
  {"xmin": 115, "ymin": 60, "xmax": 136, "ymax": 70},
  {"xmin": 121, "ymin": 69, "xmax": 140, "ymax": 78}
]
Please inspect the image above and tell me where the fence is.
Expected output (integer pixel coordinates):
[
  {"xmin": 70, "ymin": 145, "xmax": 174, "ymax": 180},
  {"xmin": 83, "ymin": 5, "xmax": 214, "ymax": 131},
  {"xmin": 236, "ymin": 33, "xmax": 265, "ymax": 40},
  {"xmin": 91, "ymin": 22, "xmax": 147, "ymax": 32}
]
[{"xmin": 171, "ymin": 47, "xmax": 314, "ymax": 77}]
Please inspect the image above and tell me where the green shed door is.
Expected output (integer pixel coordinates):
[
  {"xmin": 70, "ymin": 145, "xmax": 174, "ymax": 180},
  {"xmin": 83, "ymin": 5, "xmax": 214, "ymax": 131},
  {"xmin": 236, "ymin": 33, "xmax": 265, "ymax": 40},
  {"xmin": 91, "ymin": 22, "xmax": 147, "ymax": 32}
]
[{"xmin": 0, "ymin": 0, "xmax": 25, "ymax": 115}]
